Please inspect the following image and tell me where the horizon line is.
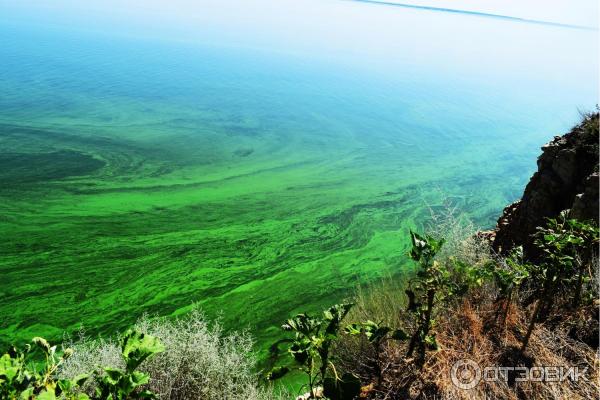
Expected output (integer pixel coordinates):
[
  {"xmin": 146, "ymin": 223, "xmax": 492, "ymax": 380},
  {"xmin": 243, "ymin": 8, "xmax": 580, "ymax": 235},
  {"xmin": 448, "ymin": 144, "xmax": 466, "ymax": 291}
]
[{"xmin": 344, "ymin": 0, "xmax": 597, "ymax": 31}]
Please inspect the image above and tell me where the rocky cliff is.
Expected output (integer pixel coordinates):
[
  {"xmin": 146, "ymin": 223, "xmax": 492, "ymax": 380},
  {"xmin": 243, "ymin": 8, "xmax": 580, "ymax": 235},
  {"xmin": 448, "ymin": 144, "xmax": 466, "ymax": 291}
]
[{"xmin": 493, "ymin": 112, "xmax": 599, "ymax": 257}]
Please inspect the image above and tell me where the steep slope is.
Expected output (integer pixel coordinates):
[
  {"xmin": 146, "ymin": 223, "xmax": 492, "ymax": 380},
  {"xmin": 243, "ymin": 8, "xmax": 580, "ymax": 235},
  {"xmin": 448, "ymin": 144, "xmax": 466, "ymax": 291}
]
[{"xmin": 493, "ymin": 112, "xmax": 599, "ymax": 257}]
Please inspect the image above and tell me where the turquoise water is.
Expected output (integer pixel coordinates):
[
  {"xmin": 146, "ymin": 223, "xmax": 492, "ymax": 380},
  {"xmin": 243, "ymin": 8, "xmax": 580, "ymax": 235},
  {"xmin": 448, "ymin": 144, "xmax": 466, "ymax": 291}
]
[{"xmin": 0, "ymin": 1, "xmax": 597, "ymax": 355}]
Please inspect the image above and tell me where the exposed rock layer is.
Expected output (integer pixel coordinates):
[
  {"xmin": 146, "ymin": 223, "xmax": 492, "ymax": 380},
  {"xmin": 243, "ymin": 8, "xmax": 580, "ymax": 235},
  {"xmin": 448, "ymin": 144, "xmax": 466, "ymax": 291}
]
[{"xmin": 493, "ymin": 112, "xmax": 599, "ymax": 257}]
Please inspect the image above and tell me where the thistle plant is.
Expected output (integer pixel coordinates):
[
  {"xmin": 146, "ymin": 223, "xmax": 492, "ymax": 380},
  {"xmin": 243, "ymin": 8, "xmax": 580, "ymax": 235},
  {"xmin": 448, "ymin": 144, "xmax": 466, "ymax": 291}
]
[
  {"xmin": 404, "ymin": 230, "xmax": 447, "ymax": 366},
  {"xmin": 268, "ymin": 303, "xmax": 357, "ymax": 399}
]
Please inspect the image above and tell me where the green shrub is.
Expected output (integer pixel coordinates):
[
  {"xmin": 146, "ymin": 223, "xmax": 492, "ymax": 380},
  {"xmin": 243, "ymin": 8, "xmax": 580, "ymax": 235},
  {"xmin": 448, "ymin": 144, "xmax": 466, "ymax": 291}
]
[
  {"xmin": 521, "ymin": 213, "xmax": 599, "ymax": 351},
  {"xmin": 0, "ymin": 330, "xmax": 160, "ymax": 400},
  {"xmin": 0, "ymin": 336, "xmax": 87, "ymax": 399}
]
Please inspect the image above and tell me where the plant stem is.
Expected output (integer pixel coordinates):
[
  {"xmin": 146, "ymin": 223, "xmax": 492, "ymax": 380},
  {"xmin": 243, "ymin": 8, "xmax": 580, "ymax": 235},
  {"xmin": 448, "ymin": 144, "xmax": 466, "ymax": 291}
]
[
  {"xmin": 521, "ymin": 298, "xmax": 541, "ymax": 353},
  {"xmin": 521, "ymin": 278, "xmax": 552, "ymax": 353},
  {"xmin": 417, "ymin": 289, "xmax": 435, "ymax": 365},
  {"xmin": 500, "ymin": 290, "xmax": 512, "ymax": 328},
  {"xmin": 406, "ymin": 331, "xmax": 417, "ymax": 358},
  {"xmin": 572, "ymin": 257, "xmax": 587, "ymax": 308}
]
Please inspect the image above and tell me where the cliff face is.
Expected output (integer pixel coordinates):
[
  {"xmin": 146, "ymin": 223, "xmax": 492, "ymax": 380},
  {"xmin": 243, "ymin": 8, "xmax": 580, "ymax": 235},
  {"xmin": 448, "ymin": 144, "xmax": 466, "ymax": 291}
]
[{"xmin": 493, "ymin": 112, "xmax": 599, "ymax": 257}]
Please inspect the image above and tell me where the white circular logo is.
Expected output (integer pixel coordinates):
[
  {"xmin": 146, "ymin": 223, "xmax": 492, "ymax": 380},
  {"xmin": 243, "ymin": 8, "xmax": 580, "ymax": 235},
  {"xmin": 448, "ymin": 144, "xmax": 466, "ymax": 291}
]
[{"xmin": 451, "ymin": 359, "xmax": 481, "ymax": 390}]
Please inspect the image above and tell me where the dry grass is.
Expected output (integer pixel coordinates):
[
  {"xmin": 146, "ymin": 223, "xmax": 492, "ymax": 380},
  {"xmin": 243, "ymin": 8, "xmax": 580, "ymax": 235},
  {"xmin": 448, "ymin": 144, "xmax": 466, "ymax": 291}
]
[
  {"xmin": 424, "ymin": 199, "xmax": 493, "ymax": 267},
  {"xmin": 333, "ymin": 204, "xmax": 599, "ymax": 399},
  {"xmin": 418, "ymin": 290, "xmax": 598, "ymax": 400},
  {"xmin": 336, "ymin": 283, "xmax": 598, "ymax": 399},
  {"xmin": 333, "ymin": 275, "xmax": 410, "ymax": 382},
  {"xmin": 59, "ymin": 310, "xmax": 283, "ymax": 400}
]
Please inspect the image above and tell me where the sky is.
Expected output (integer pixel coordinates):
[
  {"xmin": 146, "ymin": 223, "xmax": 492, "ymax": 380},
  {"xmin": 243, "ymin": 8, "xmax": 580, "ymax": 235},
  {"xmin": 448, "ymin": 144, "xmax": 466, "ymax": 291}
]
[{"xmin": 1, "ymin": 0, "xmax": 598, "ymax": 30}]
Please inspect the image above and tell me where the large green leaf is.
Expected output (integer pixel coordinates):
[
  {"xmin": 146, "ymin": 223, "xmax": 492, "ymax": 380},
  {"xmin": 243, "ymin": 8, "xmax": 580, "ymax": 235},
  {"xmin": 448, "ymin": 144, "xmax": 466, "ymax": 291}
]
[
  {"xmin": 19, "ymin": 387, "xmax": 34, "ymax": 400},
  {"xmin": 323, "ymin": 303, "xmax": 353, "ymax": 335},
  {"xmin": 120, "ymin": 330, "xmax": 165, "ymax": 372},
  {"xmin": 102, "ymin": 368, "xmax": 124, "ymax": 385},
  {"xmin": 37, "ymin": 389, "xmax": 56, "ymax": 400},
  {"xmin": 0, "ymin": 353, "xmax": 21, "ymax": 381},
  {"xmin": 129, "ymin": 371, "xmax": 150, "ymax": 388}
]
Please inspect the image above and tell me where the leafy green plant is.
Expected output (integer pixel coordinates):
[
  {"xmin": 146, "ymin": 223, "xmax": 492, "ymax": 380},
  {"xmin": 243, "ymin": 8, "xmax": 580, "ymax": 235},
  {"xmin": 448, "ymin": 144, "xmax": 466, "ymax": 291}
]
[
  {"xmin": 521, "ymin": 213, "xmax": 599, "ymax": 352},
  {"xmin": 0, "ymin": 345, "xmax": 31, "ymax": 399},
  {"xmin": 489, "ymin": 247, "xmax": 531, "ymax": 328},
  {"xmin": 1, "ymin": 329, "xmax": 163, "ymax": 400},
  {"xmin": 268, "ymin": 303, "xmax": 356, "ymax": 399},
  {"xmin": 94, "ymin": 329, "xmax": 164, "ymax": 400},
  {"xmin": 404, "ymin": 230, "xmax": 448, "ymax": 366},
  {"xmin": 561, "ymin": 218, "xmax": 598, "ymax": 308},
  {"xmin": 0, "ymin": 337, "xmax": 88, "ymax": 400},
  {"xmin": 344, "ymin": 320, "xmax": 407, "ymax": 381}
]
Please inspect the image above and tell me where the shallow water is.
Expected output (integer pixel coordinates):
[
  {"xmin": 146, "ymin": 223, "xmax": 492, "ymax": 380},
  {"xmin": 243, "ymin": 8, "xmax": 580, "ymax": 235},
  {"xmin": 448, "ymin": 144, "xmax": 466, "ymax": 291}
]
[{"xmin": 0, "ymin": 1, "xmax": 597, "ymax": 356}]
